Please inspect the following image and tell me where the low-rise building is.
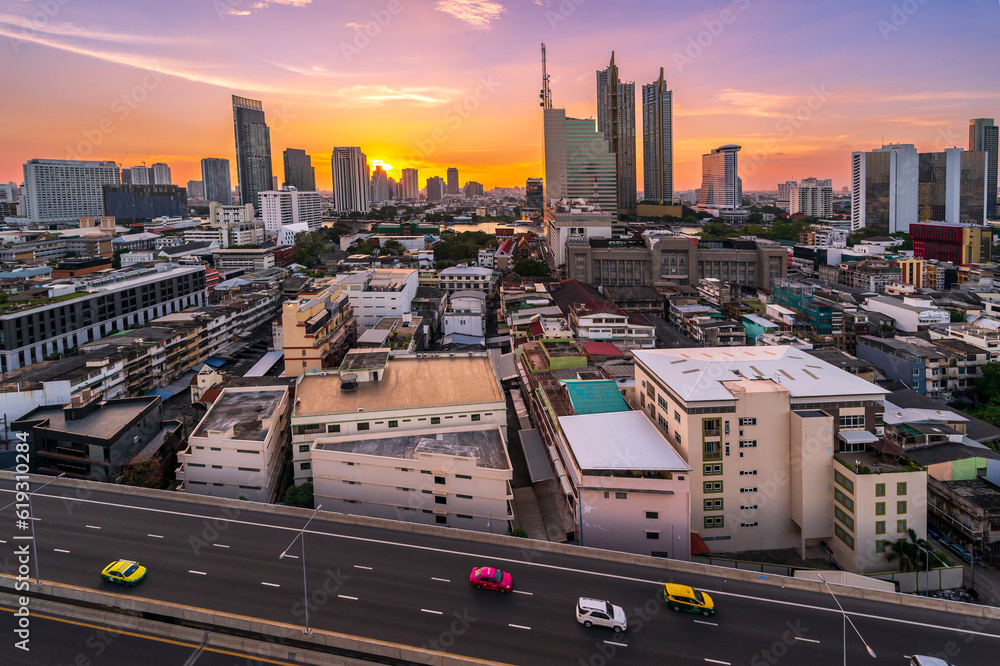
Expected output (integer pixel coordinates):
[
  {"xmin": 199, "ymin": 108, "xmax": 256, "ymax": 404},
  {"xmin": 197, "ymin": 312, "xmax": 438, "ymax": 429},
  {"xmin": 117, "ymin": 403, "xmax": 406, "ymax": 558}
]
[
  {"xmin": 856, "ymin": 335, "xmax": 985, "ymax": 402},
  {"xmin": 438, "ymin": 266, "xmax": 496, "ymax": 294},
  {"xmin": 442, "ymin": 290, "xmax": 487, "ymax": 347},
  {"xmin": 335, "ymin": 268, "xmax": 419, "ymax": 331},
  {"xmin": 280, "ymin": 280, "xmax": 357, "ymax": 377},
  {"xmin": 866, "ymin": 296, "xmax": 950, "ymax": 332}
]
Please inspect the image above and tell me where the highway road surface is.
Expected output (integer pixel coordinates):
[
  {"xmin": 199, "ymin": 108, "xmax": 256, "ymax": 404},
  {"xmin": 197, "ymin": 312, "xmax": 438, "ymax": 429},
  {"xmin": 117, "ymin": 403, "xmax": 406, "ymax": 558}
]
[{"xmin": 2, "ymin": 479, "xmax": 999, "ymax": 665}]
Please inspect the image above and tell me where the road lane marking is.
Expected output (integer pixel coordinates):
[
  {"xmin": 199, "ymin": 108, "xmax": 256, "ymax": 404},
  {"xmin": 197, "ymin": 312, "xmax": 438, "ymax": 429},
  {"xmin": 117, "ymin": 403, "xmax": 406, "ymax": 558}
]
[
  {"xmin": 189, "ymin": 570, "xmax": 207, "ymax": 576},
  {"xmin": 338, "ymin": 595, "xmax": 358, "ymax": 600},
  {"xmin": 604, "ymin": 640, "xmax": 626, "ymax": 646},
  {"xmin": 213, "ymin": 544, "xmax": 229, "ymax": 549},
  {"xmin": 147, "ymin": 534, "xmax": 163, "ymax": 539},
  {"xmin": 86, "ymin": 525, "xmax": 101, "ymax": 530},
  {"xmin": 261, "ymin": 582, "xmax": 280, "ymax": 587},
  {"xmin": 354, "ymin": 565, "xmax": 372, "ymax": 570},
  {"xmin": 53, "ymin": 548, "xmax": 70, "ymax": 553},
  {"xmin": 704, "ymin": 660, "xmax": 730, "ymax": 665},
  {"xmin": 694, "ymin": 620, "xmax": 718, "ymax": 626},
  {"xmin": 421, "ymin": 609, "xmax": 443, "ymax": 615},
  {"xmin": 794, "ymin": 637, "xmax": 820, "ymax": 644},
  {"xmin": 509, "ymin": 624, "xmax": 531, "ymax": 630},
  {"xmin": 20, "ymin": 486, "xmax": 1000, "ymax": 643},
  {"xmin": 432, "ymin": 577, "xmax": 450, "ymax": 583},
  {"xmin": 513, "ymin": 590, "xmax": 533, "ymax": 596}
]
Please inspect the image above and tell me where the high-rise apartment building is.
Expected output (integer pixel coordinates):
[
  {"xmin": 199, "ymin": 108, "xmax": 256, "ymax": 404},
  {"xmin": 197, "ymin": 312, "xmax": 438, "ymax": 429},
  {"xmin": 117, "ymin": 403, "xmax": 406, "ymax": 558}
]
[
  {"xmin": 401, "ymin": 168, "xmax": 419, "ymax": 200},
  {"xmin": 260, "ymin": 186, "xmax": 322, "ymax": 235},
  {"xmin": 426, "ymin": 176, "xmax": 444, "ymax": 202},
  {"xmin": 641, "ymin": 67, "xmax": 672, "ymax": 205},
  {"xmin": 777, "ymin": 181, "xmax": 797, "ymax": 209},
  {"xmin": 543, "ymin": 108, "xmax": 617, "ymax": 205},
  {"xmin": 446, "ymin": 167, "xmax": 460, "ymax": 195},
  {"xmin": 232, "ymin": 95, "xmax": 273, "ymax": 214},
  {"xmin": 21, "ymin": 158, "xmax": 120, "ymax": 223},
  {"xmin": 597, "ymin": 52, "xmax": 637, "ymax": 210},
  {"xmin": 698, "ymin": 145, "xmax": 742, "ymax": 209},
  {"xmin": 789, "ymin": 178, "xmax": 833, "ymax": 217},
  {"xmin": 187, "ymin": 180, "xmax": 204, "ymax": 199},
  {"xmin": 128, "ymin": 165, "xmax": 151, "ymax": 185},
  {"xmin": 464, "ymin": 181, "xmax": 484, "ymax": 198},
  {"xmin": 970, "ymin": 118, "xmax": 998, "ymax": 219},
  {"xmin": 525, "ymin": 177, "xmax": 544, "ymax": 210},
  {"xmin": 370, "ymin": 165, "xmax": 390, "ymax": 204},
  {"xmin": 331, "ymin": 147, "xmax": 370, "ymax": 213},
  {"xmin": 282, "ymin": 148, "xmax": 316, "ymax": 192},
  {"xmin": 151, "ymin": 163, "xmax": 171, "ymax": 185},
  {"xmin": 201, "ymin": 158, "xmax": 232, "ymax": 206}
]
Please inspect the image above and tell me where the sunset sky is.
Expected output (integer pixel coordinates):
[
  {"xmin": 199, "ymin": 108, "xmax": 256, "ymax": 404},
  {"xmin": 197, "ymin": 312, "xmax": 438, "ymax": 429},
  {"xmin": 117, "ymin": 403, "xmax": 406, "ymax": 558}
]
[{"xmin": 2, "ymin": 0, "xmax": 998, "ymax": 193}]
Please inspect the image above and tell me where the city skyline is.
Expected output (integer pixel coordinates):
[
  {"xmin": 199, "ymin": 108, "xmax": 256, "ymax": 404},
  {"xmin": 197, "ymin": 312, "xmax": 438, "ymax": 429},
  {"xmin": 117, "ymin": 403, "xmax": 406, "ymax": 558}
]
[{"xmin": 2, "ymin": 1, "xmax": 999, "ymax": 192}]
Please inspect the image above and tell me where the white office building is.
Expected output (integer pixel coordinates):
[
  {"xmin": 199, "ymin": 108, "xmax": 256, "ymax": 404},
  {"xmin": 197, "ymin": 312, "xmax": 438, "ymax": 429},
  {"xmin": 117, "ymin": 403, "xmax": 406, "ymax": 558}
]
[
  {"xmin": 151, "ymin": 163, "xmax": 172, "ymax": 185},
  {"xmin": 335, "ymin": 269, "xmax": 419, "ymax": 330},
  {"xmin": 21, "ymin": 159, "xmax": 120, "ymax": 223},
  {"xmin": 260, "ymin": 186, "xmax": 321, "ymax": 235},
  {"xmin": 332, "ymin": 147, "xmax": 370, "ymax": 214},
  {"xmin": 789, "ymin": 178, "xmax": 833, "ymax": 217}
]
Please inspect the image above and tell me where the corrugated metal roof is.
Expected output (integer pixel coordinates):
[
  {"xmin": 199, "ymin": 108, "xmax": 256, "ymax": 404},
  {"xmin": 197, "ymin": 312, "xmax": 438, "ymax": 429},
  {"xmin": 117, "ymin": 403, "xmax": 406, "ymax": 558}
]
[{"xmin": 563, "ymin": 379, "xmax": 629, "ymax": 416}]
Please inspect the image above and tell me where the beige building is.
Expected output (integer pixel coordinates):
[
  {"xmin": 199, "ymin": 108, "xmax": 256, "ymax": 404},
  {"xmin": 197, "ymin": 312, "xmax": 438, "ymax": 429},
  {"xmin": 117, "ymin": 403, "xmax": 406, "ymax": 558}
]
[
  {"xmin": 177, "ymin": 386, "xmax": 290, "ymax": 502},
  {"xmin": 290, "ymin": 350, "xmax": 512, "ymax": 530},
  {"xmin": 633, "ymin": 346, "xmax": 925, "ymax": 573},
  {"xmin": 281, "ymin": 280, "xmax": 357, "ymax": 377}
]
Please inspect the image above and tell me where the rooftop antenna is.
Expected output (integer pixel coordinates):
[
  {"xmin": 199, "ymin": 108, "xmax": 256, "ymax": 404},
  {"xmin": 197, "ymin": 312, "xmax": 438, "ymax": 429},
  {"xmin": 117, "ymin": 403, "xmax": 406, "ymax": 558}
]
[{"xmin": 540, "ymin": 43, "xmax": 552, "ymax": 109}]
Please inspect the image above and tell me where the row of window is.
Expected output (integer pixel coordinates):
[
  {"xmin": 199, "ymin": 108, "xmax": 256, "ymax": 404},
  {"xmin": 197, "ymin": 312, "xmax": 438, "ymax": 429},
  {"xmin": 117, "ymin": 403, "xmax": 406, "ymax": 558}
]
[{"xmin": 295, "ymin": 413, "xmax": 488, "ymax": 436}]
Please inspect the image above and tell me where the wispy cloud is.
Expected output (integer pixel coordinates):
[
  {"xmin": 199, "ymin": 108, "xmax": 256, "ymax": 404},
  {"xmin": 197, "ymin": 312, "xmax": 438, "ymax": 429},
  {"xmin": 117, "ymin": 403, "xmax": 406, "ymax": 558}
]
[
  {"xmin": 0, "ymin": 14, "xmax": 195, "ymax": 46},
  {"xmin": 224, "ymin": 0, "xmax": 312, "ymax": 17},
  {"xmin": 434, "ymin": 0, "xmax": 505, "ymax": 28},
  {"xmin": 334, "ymin": 85, "xmax": 460, "ymax": 106}
]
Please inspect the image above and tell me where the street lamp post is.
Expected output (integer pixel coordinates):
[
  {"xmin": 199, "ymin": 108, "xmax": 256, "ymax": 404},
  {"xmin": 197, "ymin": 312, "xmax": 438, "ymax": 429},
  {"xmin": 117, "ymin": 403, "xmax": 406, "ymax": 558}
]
[
  {"xmin": 280, "ymin": 504, "xmax": 322, "ymax": 635},
  {"xmin": 816, "ymin": 573, "xmax": 876, "ymax": 666},
  {"xmin": 1, "ymin": 473, "xmax": 65, "ymax": 586}
]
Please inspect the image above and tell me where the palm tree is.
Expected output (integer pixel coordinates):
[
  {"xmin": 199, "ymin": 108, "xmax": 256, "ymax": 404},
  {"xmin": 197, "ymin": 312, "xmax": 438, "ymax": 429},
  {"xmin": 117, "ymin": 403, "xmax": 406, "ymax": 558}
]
[{"xmin": 886, "ymin": 528, "xmax": 931, "ymax": 594}]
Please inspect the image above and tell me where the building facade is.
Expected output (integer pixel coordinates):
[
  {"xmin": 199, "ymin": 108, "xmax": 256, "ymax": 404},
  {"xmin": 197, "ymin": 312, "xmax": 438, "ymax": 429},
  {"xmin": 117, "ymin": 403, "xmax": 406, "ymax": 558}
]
[
  {"xmin": 400, "ymin": 168, "xmax": 419, "ymax": 200},
  {"xmin": 789, "ymin": 178, "xmax": 833, "ymax": 217},
  {"xmin": 911, "ymin": 222, "xmax": 991, "ymax": 265},
  {"xmin": 597, "ymin": 52, "xmax": 637, "ymax": 211},
  {"xmin": 21, "ymin": 159, "xmax": 120, "ymax": 223},
  {"xmin": 969, "ymin": 118, "xmax": 998, "ymax": 219},
  {"xmin": 543, "ymin": 108, "xmax": 617, "ymax": 206},
  {"xmin": 446, "ymin": 167, "xmax": 460, "ymax": 195},
  {"xmin": 102, "ymin": 184, "xmax": 187, "ymax": 224},
  {"xmin": 260, "ymin": 187, "xmax": 322, "ymax": 235},
  {"xmin": 641, "ymin": 67, "xmax": 673, "ymax": 205},
  {"xmin": 698, "ymin": 145, "xmax": 742, "ymax": 209},
  {"xmin": 332, "ymin": 147, "xmax": 370, "ymax": 213},
  {"xmin": 282, "ymin": 148, "xmax": 316, "ymax": 192},
  {"xmin": 232, "ymin": 95, "xmax": 273, "ymax": 214},
  {"xmin": 201, "ymin": 158, "xmax": 232, "ymax": 206},
  {"xmin": 281, "ymin": 280, "xmax": 357, "ymax": 377}
]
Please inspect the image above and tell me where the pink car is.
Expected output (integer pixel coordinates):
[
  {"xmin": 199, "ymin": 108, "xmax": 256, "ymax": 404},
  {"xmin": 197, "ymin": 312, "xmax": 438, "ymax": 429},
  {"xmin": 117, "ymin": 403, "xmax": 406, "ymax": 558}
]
[{"xmin": 469, "ymin": 566, "xmax": 513, "ymax": 592}]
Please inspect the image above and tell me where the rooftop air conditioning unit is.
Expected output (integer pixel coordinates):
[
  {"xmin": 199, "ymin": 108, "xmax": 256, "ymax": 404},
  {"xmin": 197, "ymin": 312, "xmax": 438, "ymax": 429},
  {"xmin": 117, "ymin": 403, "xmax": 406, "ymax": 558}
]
[
  {"xmin": 357, "ymin": 408, "xmax": 364, "ymax": 412},
  {"xmin": 320, "ymin": 372, "xmax": 327, "ymax": 376}
]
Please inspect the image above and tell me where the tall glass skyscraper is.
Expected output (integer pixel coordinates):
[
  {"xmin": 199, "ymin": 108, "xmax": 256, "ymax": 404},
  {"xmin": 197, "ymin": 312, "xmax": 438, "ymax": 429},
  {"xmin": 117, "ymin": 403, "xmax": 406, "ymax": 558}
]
[
  {"xmin": 698, "ymin": 145, "xmax": 742, "ymax": 209},
  {"xmin": 596, "ymin": 53, "xmax": 636, "ymax": 210},
  {"xmin": 331, "ymin": 146, "xmax": 370, "ymax": 213},
  {"xmin": 969, "ymin": 118, "xmax": 998, "ymax": 219},
  {"xmin": 201, "ymin": 157, "xmax": 232, "ymax": 206},
  {"xmin": 641, "ymin": 68, "xmax": 672, "ymax": 205},
  {"xmin": 232, "ymin": 95, "xmax": 273, "ymax": 214},
  {"xmin": 283, "ymin": 148, "xmax": 316, "ymax": 192},
  {"xmin": 401, "ymin": 168, "xmax": 419, "ymax": 200},
  {"xmin": 543, "ymin": 108, "xmax": 617, "ymax": 206}
]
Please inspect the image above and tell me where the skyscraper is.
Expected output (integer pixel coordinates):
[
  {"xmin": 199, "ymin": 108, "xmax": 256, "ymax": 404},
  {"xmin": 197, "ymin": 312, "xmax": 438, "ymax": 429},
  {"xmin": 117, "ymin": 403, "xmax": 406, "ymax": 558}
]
[
  {"xmin": 151, "ymin": 163, "xmax": 171, "ymax": 185},
  {"xmin": 641, "ymin": 67, "xmax": 672, "ymax": 205},
  {"xmin": 446, "ymin": 167, "xmax": 460, "ymax": 195},
  {"xmin": 370, "ymin": 165, "xmax": 390, "ymax": 204},
  {"xmin": 128, "ymin": 165, "xmax": 151, "ymax": 185},
  {"xmin": 776, "ymin": 181, "xmax": 797, "ymax": 209},
  {"xmin": 917, "ymin": 148, "xmax": 986, "ymax": 225},
  {"xmin": 21, "ymin": 158, "xmax": 120, "ymax": 223},
  {"xmin": 698, "ymin": 145, "xmax": 742, "ymax": 209},
  {"xmin": 543, "ymin": 108, "xmax": 617, "ymax": 205},
  {"xmin": 187, "ymin": 180, "xmax": 204, "ymax": 199},
  {"xmin": 260, "ymin": 186, "xmax": 322, "ymax": 235},
  {"xmin": 232, "ymin": 95, "xmax": 273, "ymax": 214},
  {"xmin": 331, "ymin": 147, "xmax": 370, "ymax": 213},
  {"xmin": 525, "ymin": 177, "xmax": 544, "ymax": 210},
  {"xmin": 789, "ymin": 178, "xmax": 833, "ymax": 217},
  {"xmin": 597, "ymin": 52, "xmax": 637, "ymax": 210},
  {"xmin": 401, "ymin": 168, "xmax": 419, "ymax": 200},
  {"xmin": 969, "ymin": 118, "xmax": 998, "ymax": 219},
  {"xmin": 201, "ymin": 157, "xmax": 232, "ymax": 206},
  {"xmin": 426, "ymin": 176, "xmax": 444, "ymax": 202},
  {"xmin": 283, "ymin": 148, "xmax": 316, "ymax": 192},
  {"xmin": 851, "ymin": 144, "xmax": 919, "ymax": 234}
]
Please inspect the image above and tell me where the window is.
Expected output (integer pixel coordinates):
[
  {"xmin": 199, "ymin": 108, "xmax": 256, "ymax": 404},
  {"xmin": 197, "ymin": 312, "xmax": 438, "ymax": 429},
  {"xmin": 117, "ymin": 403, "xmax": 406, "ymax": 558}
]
[
  {"xmin": 834, "ymin": 471, "xmax": 854, "ymax": 493},
  {"xmin": 645, "ymin": 511, "xmax": 659, "ymax": 519},
  {"xmin": 434, "ymin": 476, "xmax": 446, "ymax": 485},
  {"xmin": 740, "ymin": 504, "xmax": 757, "ymax": 510},
  {"xmin": 471, "ymin": 414, "xmax": 481, "ymax": 422},
  {"xmin": 436, "ymin": 516, "xmax": 447, "ymax": 525},
  {"xmin": 739, "ymin": 470, "xmax": 758, "ymax": 476},
  {"xmin": 739, "ymin": 417, "xmax": 756, "ymax": 426},
  {"xmin": 674, "ymin": 431, "xmax": 682, "ymax": 445},
  {"xmin": 897, "ymin": 482, "xmax": 907, "ymax": 496},
  {"xmin": 388, "ymin": 420, "xmax": 398, "ymax": 428},
  {"xmin": 740, "ymin": 487, "xmax": 757, "ymax": 493},
  {"xmin": 838, "ymin": 414, "xmax": 865, "ymax": 430},
  {"xmin": 897, "ymin": 501, "xmax": 907, "ymax": 514},
  {"xmin": 876, "ymin": 483, "xmax": 885, "ymax": 497},
  {"xmin": 658, "ymin": 414, "xmax": 670, "ymax": 433},
  {"xmin": 300, "ymin": 462, "xmax": 311, "ymax": 470},
  {"xmin": 876, "ymin": 502, "xmax": 885, "ymax": 516},
  {"xmin": 327, "ymin": 424, "xmax": 341, "ymax": 433},
  {"xmin": 431, "ymin": 417, "xmax": 441, "ymax": 425},
  {"xmin": 457, "ymin": 494, "xmax": 472, "ymax": 499},
  {"xmin": 435, "ymin": 496, "xmax": 447, "ymax": 505},
  {"xmin": 739, "ymin": 440, "xmax": 757, "ymax": 448},
  {"xmin": 834, "ymin": 489, "xmax": 854, "ymax": 512},
  {"xmin": 704, "ymin": 499, "xmax": 723, "ymax": 511},
  {"xmin": 897, "ymin": 520, "xmax": 908, "ymax": 533},
  {"xmin": 674, "ymin": 410, "xmax": 681, "ymax": 423},
  {"xmin": 615, "ymin": 492, "xmax": 627, "ymax": 500},
  {"xmin": 835, "ymin": 507, "xmax": 854, "ymax": 530},
  {"xmin": 237, "ymin": 467, "xmax": 259, "ymax": 472},
  {"xmin": 740, "ymin": 522, "xmax": 758, "ymax": 528},
  {"xmin": 298, "ymin": 445, "xmax": 309, "ymax": 453},
  {"xmin": 456, "ymin": 474, "xmax": 471, "ymax": 479},
  {"xmin": 703, "ymin": 464, "xmax": 722, "ymax": 475},
  {"xmin": 704, "ymin": 516, "xmax": 724, "ymax": 529},
  {"xmin": 646, "ymin": 532, "xmax": 660, "ymax": 540},
  {"xmin": 703, "ymin": 482, "xmax": 722, "ymax": 493},
  {"xmin": 835, "ymin": 524, "xmax": 854, "ymax": 550},
  {"xmin": 876, "ymin": 521, "xmax": 886, "ymax": 535},
  {"xmin": 876, "ymin": 540, "xmax": 887, "ymax": 553},
  {"xmin": 357, "ymin": 422, "xmax": 370, "ymax": 431}
]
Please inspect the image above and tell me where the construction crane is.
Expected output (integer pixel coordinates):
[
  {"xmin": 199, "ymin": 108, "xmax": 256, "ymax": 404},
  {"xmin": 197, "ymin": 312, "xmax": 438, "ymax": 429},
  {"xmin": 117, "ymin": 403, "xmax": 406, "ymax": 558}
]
[{"xmin": 540, "ymin": 43, "xmax": 552, "ymax": 109}]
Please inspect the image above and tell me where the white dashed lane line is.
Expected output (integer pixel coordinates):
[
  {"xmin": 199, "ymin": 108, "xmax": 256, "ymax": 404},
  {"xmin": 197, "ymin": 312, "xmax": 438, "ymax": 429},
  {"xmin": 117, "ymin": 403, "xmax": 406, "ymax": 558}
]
[
  {"xmin": 354, "ymin": 565, "xmax": 372, "ymax": 570},
  {"xmin": 421, "ymin": 609, "xmax": 443, "ymax": 615},
  {"xmin": 147, "ymin": 534, "xmax": 163, "ymax": 539},
  {"xmin": 86, "ymin": 525, "xmax": 101, "ymax": 530},
  {"xmin": 509, "ymin": 624, "xmax": 531, "ymax": 630},
  {"xmin": 338, "ymin": 595, "xmax": 358, "ymax": 601},
  {"xmin": 794, "ymin": 637, "xmax": 820, "ymax": 644},
  {"xmin": 694, "ymin": 620, "xmax": 718, "ymax": 626},
  {"xmin": 53, "ymin": 548, "xmax": 70, "ymax": 553},
  {"xmin": 513, "ymin": 590, "xmax": 533, "ymax": 596},
  {"xmin": 431, "ymin": 577, "xmax": 451, "ymax": 583},
  {"xmin": 212, "ymin": 543, "xmax": 229, "ymax": 549},
  {"xmin": 261, "ymin": 582, "xmax": 280, "ymax": 588},
  {"xmin": 188, "ymin": 570, "xmax": 207, "ymax": 576},
  {"xmin": 604, "ymin": 640, "xmax": 627, "ymax": 647}
]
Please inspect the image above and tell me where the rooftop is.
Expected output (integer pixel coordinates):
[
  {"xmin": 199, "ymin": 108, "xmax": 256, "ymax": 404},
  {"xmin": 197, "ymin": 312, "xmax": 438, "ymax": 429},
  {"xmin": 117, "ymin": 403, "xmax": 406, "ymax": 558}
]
[
  {"xmin": 296, "ymin": 355, "xmax": 503, "ymax": 417},
  {"xmin": 634, "ymin": 346, "xmax": 887, "ymax": 403},
  {"xmin": 192, "ymin": 388, "xmax": 286, "ymax": 442},
  {"xmin": 563, "ymin": 379, "xmax": 630, "ymax": 415},
  {"xmin": 21, "ymin": 397, "xmax": 159, "ymax": 441},
  {"xmin": 558, "ymin": 411, "xmax": 690, "ymax": 472},
  {"xmin": 314, "ymin": 428, "xmax": 509, "ymax": 470}
]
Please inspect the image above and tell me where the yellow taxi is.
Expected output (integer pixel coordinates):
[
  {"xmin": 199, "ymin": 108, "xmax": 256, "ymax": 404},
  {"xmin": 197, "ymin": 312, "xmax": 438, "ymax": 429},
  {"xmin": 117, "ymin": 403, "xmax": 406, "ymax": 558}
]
[
  {"xmin": 663, "ymin": 583, "xmax": 715, "ymax": 616},
  {"xmin": 101, "ymin": 559, "xmax": 147, "ymax": 587}
]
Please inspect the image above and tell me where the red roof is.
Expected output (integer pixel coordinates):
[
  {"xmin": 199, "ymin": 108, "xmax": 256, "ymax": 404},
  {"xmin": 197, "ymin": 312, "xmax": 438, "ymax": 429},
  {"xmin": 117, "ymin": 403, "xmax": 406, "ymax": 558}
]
[
  {"xmin": 498, "ymin": 238, "xmax": 515, "ymax": 255},
  {"xmin": 580, "ymin": 341, "xmax": 624, "ymax": 357},
  {"xmin": 691, "ymin": 532, "xmax": 712, "ymax": 556},
  {"xmin": 529, "ymin": 320, "xmax": 545, "ymax": 336}
]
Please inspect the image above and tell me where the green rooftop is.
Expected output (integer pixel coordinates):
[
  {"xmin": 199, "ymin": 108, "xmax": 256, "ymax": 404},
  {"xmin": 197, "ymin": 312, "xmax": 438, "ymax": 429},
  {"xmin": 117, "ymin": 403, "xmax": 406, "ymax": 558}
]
[{"xmin": 564, "ymin": 379, "xmax": 630, "ymax": 416}]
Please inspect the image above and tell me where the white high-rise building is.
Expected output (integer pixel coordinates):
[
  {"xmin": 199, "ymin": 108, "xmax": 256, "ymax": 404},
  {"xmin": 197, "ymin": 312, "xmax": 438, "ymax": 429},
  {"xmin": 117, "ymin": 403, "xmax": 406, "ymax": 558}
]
[
  {"xmin": 401, "ymin": 168, "xmax": 419, "ymax": 200},
  {"xmin": 151, "ymin": 163, "xmax": 172, "ymax": 185},
  {"xmin": 789, "ymin": 178, "xmax": 833, "ymax": 217},
  {"xmin": 21, "ymin": 158, "xmax": 120, "ymax": 223},
  {"xmin": 698, "ymin": 145, "xmax": 742, "ymax": 209},
  {"xmin": 259, "ymin": 186, "xmax": 322, "ymax": 235},
  {"xmin": 776, "ymin": 180, "xmax": 797, "ymax": 209},
  {"xmin": 331, "ymin": 147, "xmax": 370, "ymax": 213},
  {"xmin": 851, "ymin": 144, "xmax": 919, "ymax": 234},
  {"xmin": 128, "ymin": 165, "xmax": 151, "ymax": 185},
  {"xmin": 187, "ymin": 180, "xmax": 204, "ymax": 199}
]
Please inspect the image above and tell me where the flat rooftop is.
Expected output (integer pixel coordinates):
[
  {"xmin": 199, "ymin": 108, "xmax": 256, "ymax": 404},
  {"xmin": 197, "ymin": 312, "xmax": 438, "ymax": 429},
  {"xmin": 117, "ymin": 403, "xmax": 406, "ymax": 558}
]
[
  {"xmin": 193, "ymin": 389, "xmax": 286, "ymax": 441},
  {"xmin": 558, "ymin": 411, "xmax": 689, "ymax": 472},
  {"xmin": 26, "ymin": 397, "xmax": 158, "ymax": 441},
  {"xmin": 315, "ymin": 429, "xmax": 509, "ymax": 470},
  {"xmin": 296, "ymin": 355, "xmax": 503, "ymax": 417},
  {"xmin": 339, "ymin": 350, "xmax": 390, "ymax": 372}
]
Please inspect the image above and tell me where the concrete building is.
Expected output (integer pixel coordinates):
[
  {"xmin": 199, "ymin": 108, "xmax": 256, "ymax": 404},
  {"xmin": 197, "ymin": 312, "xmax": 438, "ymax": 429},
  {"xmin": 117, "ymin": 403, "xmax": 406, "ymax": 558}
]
[
  {"xmin": 426, "ymin": 176, "xmax": 444, "ymax": 202},
  {"xmin": 969, "ymin": 118, "xmax": 998, "ymax": 219},
  {"xmin": 597, "ymin": 52, "xmax": 637, "ymax": 210},
  {"xmin": 911, "ymin": 221, "xmax": 991, "ymax": 266},
  {"xmin": 282, "ymin": 148, "xmax": 316, "ymax": 192},
  {"xmin": 332, "ymin": 147, "xmax": 370, "ymax": 214},
  {"xmin": 641, "ymin": 67, "xmax": 673, "ymax": 206},
  {"xmin": 177, "ymin": 386, "xmax": 290, "ymax": 502},
  {"xmin": 291, "ymin": 350, "xmax": 511, "ymax": 532},
  {"xmin": 552, "ymin": 279, "xmax": 655, "ymax": 349},
  {"xmin": 201, "ymin": 158, "xmax": 232, "ymax": 206},
  {"xmin": 865, "ymin": 295, "xmax": 950, "ymax": 332},
  {"xmin": 260, "ymin": 186, "xmax": 322, "ymax": 235},
  {"xmin": 335, "ymin": 268, "xmax": 419, "ymax": 330},
  {"xmin": 856, "ymin": 335, "xmax": 986, "ymax": 402},
  {"xmin": 545, "ymin": 200, "xmax": 616, "ymax": 267},
  {"xmin": 446, "ymin": 167, "xmax": 460, "ymax": 195},
  {"xmin": 232, "ymin": 96, "xmax": 273, "ymax": 214},
  {"xmin": 370, "ymin": 165, "xmax": 390, "ymax": 204},
  {"xmin": 400, "ymin": 168, "xmax": 419, "ymax": 200},
  {"xmin": 543, "ymin": 108, "xmax": 617, "ymax": 206},
  {"xmin": 851, "ymin": 144, "xmax": 918, "ymax": 234},
  {"xmin": 918, "ymin": 148, "xmax": 987, "ymax": 225},
  {"xmin": 789, "ymin": 178, "xmax": 833, "ymax": 217},
  {"xmin": 102, "ymin": 184, "xmax": 187, "ymax": 224},
  {"xmin": 438, "ymin": 266, "xmax": 495, "ymax": 294},
  {"xmin": 442, "ymin": 290, "xmax": 487, "ymax": 346},
  {"xmin": 211, "ymin": 247, "xmax": 281, "ymax": 271},
  {"xmin": 633, "ymin": 346, "xmax": 921, "ymax": 574},
  {"xmin": 21, "ymin": 159, "xmax": 120, "ymax": 223},
  {"xmin": 281, "ymin": 280, "xmax": 357, "ymax": 377},
  {"xmin": 151, "ymin": 163, "xmax": 171, "ymax": 186},
  {"xmin": 125, "ymin": 166, "xmax": 151, "ymax": 185},
  {"xmin": 186, "ymin": 180, "xmax": 204, "ymax": 199},
  {"xmin": 777, "ymin": 181, "xmax": 797, "ymax": 210},
  {"xmin": 698, "ymin": 145, "xmax": 742, "ymax": 209}
]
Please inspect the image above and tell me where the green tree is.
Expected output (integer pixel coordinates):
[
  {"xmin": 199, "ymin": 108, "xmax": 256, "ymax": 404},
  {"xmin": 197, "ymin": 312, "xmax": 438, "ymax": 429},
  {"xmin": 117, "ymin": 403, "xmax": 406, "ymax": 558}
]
[
  {"xmin": 886, "ymin": 528, "xmax": 932, "ymax": 594},
  {"xmin": 120, "ymin": 454, "xmax": 162, "ymax": 488},
  {"xmin": 292, "ymin": 231, "xmax": 329, "ymax": 267},
  {"xmin": 512, "ymin": 258, "xmax": 551, "ymax": 277},
  {"xmin": 950, "ymin": 310, "xmax": 966, "ymax": 323},
  {"xmin": 111, "ymin": 248, "xmax": 128, "ymax": 269},
  {"xmin": 283, "ymin": 482, "xmax": 314, "ymax": 508},
  {"xmin": 382, "ymin": 240, "xmax": 406, "ymax": 255}
]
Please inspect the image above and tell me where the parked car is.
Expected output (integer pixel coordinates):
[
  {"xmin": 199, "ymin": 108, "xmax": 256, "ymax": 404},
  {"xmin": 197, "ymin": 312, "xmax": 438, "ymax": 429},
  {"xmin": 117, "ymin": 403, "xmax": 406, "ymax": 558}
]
[
  {"xmin": 942, "ymin": 540, "xmax": 979, "ymax": 564},
  {"xmin": 927, "ymin": 526, "xmax": 943, "ymax": 541},
  {"xmin": 576, "ymin": 597, "xmax": 626, "ymax": 632},
  {"xmin": 662, "ymin": 583, "xmax": 715, "ymax": 616},
  {"xmin": 469, "ymin": 566, "xmax": 513, "ymax": 593}
]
